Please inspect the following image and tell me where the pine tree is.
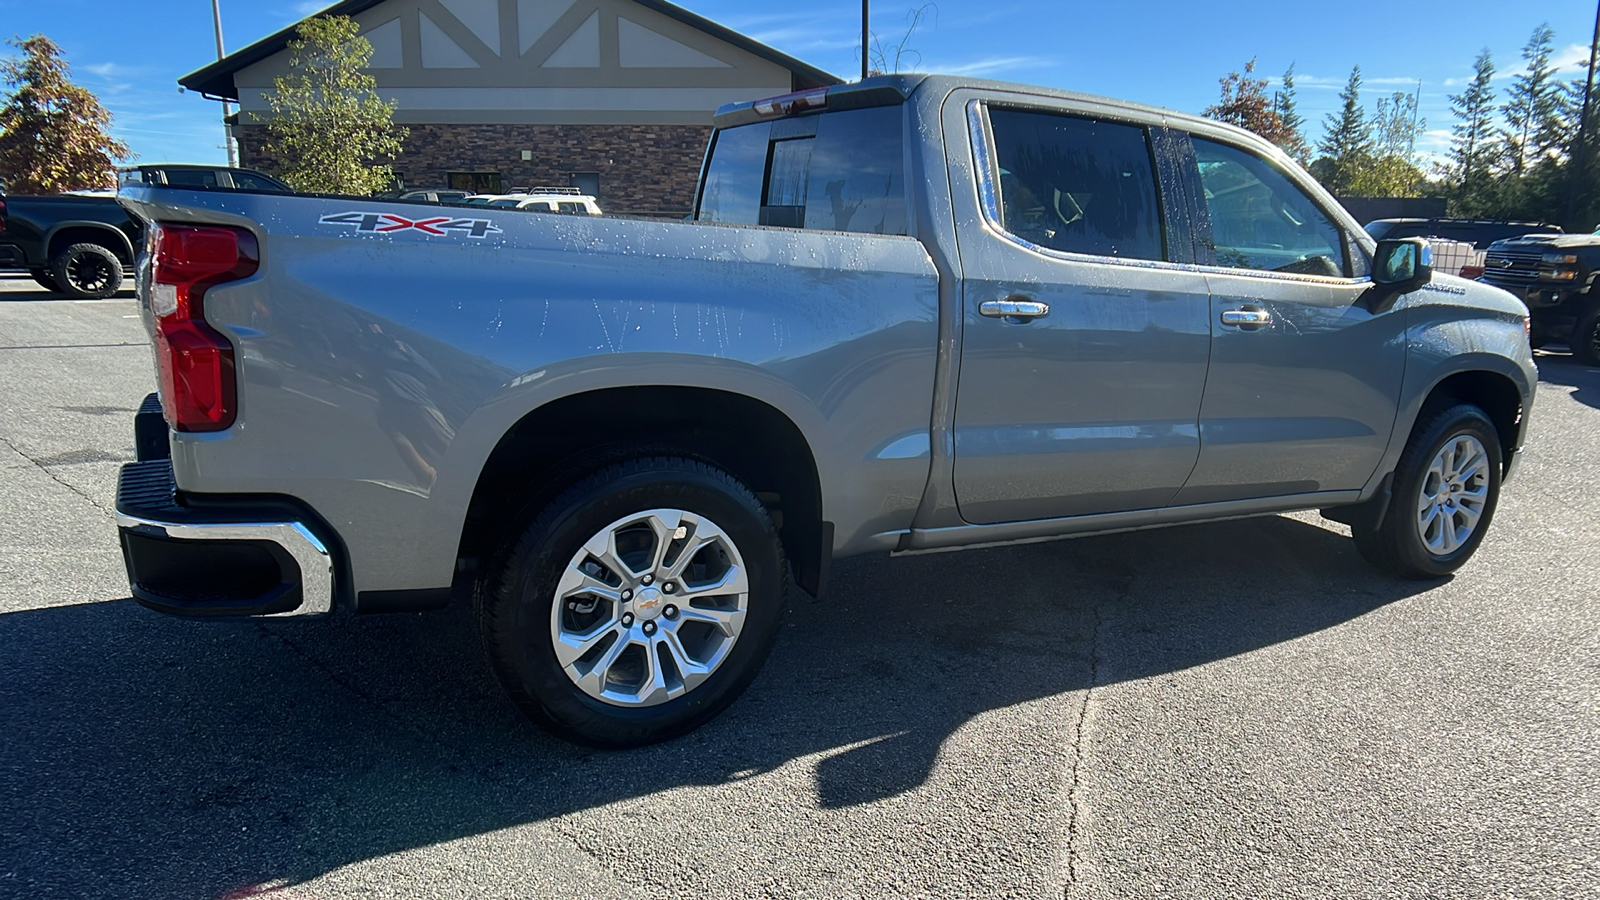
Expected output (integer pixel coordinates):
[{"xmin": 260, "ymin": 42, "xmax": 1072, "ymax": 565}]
[
  {"xmin": 1499, "ymin": 24, "xmax": 1560, "ymax": 173},
  {"xmin": 256, "ymin": 15, "xmax": 407, "ymax": 195},
  {"xmin": 0, "ymin": 35, "xmax": 131, "ymax": 193},
  {"xmin": 1446, "ymin": 49, "xmax": 1497, "ymax": 213},
  {"xmin": 1312, "ymin": 66, "xmax": 1373, "ymax": 194},
  {"xmin": 1272, "ymin": 63, "xmax": 1309, "ymax": 162}
]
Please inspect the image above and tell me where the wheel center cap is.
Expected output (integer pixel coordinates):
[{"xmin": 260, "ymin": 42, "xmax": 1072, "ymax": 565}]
[{"xmin": 633, "ymin": 586, "xmax": 665, "ymax": 619}]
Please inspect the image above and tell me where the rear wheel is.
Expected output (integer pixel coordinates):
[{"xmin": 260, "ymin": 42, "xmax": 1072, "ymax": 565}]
[
  {"xmin": 1351, "ymin": 403, "xmax": 1501, "ymax": 578},
  {"xmin": 50, "ymin": 243, "xmax": 124, "ymax": 299},
  {"xmin": 477, "ymin": 456, "xmax": 787, "ymax": 747}
]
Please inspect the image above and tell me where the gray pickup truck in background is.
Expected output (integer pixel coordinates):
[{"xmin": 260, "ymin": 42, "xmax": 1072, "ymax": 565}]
[{"xmin": 113, "ymin": 75, "xmax": 1536, "ymax": 747}]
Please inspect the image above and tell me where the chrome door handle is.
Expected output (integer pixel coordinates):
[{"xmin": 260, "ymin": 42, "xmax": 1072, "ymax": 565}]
[
  {"xmin": 1220, "ymin": 308, "xmax": 1272, "ymax": 328},
  {"xmin": 980, "ymin": 298, "xmax": 1050, "ymax": 319}
]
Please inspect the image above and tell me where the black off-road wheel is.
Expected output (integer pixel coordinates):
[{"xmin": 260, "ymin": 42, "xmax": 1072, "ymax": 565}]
[
  {"xmin": 1351, "ymin": 403, "xmax": 1502, "ymax": 579},
  {"xmin": 28, "ymin": 268, "xmax": 61, "ymax": 293},
  {"xmin": 477, "ymin": 456, "xmax": 788, "ymax": 748},
  {"xmin": 50, "ymin": 243, "xmax": 124, "ymax": 299}
]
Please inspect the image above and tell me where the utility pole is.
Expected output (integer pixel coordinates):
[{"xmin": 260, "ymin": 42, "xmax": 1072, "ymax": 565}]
[
  {"xmin": 211, "ymin": 0, "xmax": 238, "ymax": 167},
  {"xmin": 1567, "ymin": 0, "xmax": 1600, "ymax": 226},
  {"xmin": 861, "ymin": 0, "xmax": 870, "ymax": 81}
]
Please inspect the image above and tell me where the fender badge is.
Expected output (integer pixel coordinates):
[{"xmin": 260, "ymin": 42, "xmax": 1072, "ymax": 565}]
[{"xmin": 318, "ymin": 211, "xmax": 501, "ymax": 239}]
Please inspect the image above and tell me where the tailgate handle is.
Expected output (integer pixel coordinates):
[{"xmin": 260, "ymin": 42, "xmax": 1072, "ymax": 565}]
[{"xmin": 980, "ymin": 297, "xmax": 1050, "ymax": 320}]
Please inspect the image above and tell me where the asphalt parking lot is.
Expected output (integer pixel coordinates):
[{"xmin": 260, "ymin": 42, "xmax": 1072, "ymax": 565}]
[{"xmin": 1, "ymin": 269, "xmax": 1596, "ymax": 899}]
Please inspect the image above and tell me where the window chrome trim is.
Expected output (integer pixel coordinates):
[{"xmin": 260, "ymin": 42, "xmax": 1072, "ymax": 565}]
[{"xmin": 964, "ymin": 98, "xmax": 1373, "ymax": 288}]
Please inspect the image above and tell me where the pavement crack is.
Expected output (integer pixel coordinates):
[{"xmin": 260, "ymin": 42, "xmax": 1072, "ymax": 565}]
[
  {"xmin": 1063, "ymin": 572, "xmax": 1123, "ymax": 900},
  {"xmin": 0, "ymin": 432, "xmax": 114, "ymax": 517}
]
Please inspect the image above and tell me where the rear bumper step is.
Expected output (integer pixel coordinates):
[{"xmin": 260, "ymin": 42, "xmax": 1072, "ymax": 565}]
[{"xmin": 115, "ymin": 458, "xmax": 335, "ymax": 618}]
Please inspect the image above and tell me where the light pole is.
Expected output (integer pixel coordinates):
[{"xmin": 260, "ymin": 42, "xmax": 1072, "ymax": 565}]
[
  {"xmin": 861, "ymin": 0, "xmax": 869, "ymax": 81},
  {"xmin": 211, "ymin": 0, "xmax": 238, "ymax": 167}
]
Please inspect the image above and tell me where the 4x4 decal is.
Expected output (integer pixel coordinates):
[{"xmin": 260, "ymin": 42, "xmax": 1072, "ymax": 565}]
[{"xmin": 318, "ymin": 211, "xmax": 502, "ymax": 239}]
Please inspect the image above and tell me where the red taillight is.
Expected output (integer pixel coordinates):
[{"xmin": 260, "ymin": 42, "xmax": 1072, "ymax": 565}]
[{"xmin": 150, "ymin": 223, "xmax": 258, "ymax": 432}]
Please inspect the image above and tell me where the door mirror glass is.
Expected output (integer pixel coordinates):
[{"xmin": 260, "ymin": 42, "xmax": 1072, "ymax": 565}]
[{"xmin": 1373, "ymin": 237, "xmax": 1432, "ymax": 294}]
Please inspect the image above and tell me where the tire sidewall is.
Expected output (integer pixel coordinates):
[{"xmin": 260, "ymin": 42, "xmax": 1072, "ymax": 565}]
[
  {"xmin": 1389, "ymin": 406, "xmax": 1502, "ymax": 576},
  {"xmin": 499, "ymin": 463, "xmax": 785, "ymax": 746},
  {"xmin": 51, "ymin": 244, "xmax": 123, "ymax": 299}
]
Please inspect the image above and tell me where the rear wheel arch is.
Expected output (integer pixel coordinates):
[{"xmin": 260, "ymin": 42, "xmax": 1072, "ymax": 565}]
[
  {"xmin": 45, "ymin": 222, "xmax": 134, "ymax": 264},
  {"xmin": 455, "ymin": 385, "xmax": 827, "ymax": 600}
]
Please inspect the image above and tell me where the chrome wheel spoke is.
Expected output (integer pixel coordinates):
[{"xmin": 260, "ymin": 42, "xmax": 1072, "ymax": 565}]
[
  {"xmin": 679, "ymin": 564, "xmax": 749, "ymax": 601},
  {"xmin": 573, "ymin": 629, "xmax": 632, "ymax": 695},
  {"xmin": 1415, "ymin": 432, "xmax": 1491, "ymax": 558},
  {"xmin": 677, "ymin": 602, "xmax": 744, "ymax": 638},
  {"xmin": 551, "ymin": 507, "xmax": 750, "ymax": 708},
  {"xmin": 555, "ymin": 622, "xmax": 622, "ymax": 668}
]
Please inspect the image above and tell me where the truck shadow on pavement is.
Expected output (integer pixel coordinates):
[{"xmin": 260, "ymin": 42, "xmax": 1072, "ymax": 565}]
[
  {"xmin": 2, "ymin": 515, "xmax": 1438, "ymax": 898},
  {"xmin": 1535, "ymin": 352, "xmax": 1600, "ymax": 410}
]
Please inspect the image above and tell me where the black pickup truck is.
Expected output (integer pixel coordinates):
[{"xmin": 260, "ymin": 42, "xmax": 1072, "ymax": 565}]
[
  {"xmin": 0, "ymin": 165, "xmax": 291, "ymax": 298},
  {"xmin": 1479, "ymin": 233, "xmax": 1600, "ymax": 364}
]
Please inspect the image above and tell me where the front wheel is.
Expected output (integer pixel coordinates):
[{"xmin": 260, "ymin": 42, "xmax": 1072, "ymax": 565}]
[
  {"xmin": 1351, "ymin": 403, "xmax": 1502, "ymax": 578},
  {"xmin": 477, "ymin": 456, "xmax": 788, "ymax": 747}
]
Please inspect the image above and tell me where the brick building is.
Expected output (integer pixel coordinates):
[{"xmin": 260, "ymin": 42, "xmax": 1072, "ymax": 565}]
[{"xmin": 179, "ymin": 0, "xmax": 839, "ymax": 216}]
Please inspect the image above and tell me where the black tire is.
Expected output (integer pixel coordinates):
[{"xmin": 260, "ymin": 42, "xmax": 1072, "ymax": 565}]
[
  {"xmin": 1351, "ymin": 403, "xmax": 1502, "ymax": 579},
  {"xmin": 477, "ymin": 456, "xmax": 788, "ymax": 748},
  {"xmin": 1573, "ymin": 310, "xmax": 1600, "ymax": 366},
  {"xmin": 50, "ymin": 243, "xmax": 123, "ymax": 299},
  {"xmin": 28, "ymin": 268, "xmax": 61, "ymax": 293}
]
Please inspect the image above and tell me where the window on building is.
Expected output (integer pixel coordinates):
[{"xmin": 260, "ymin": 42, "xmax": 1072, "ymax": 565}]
[
  {"xmin": 570, "ymin": 172, "xmax": 600, "ymax": 198},
  {"xmin": 987, "ymin": 108, "xmax": 1165, "ymax": 261},
  {"xmin": 448, "ymin": 172, "xmax": 503, "ymax": 193}
]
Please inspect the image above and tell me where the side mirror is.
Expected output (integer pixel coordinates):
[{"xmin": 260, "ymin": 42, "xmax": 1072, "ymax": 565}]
[{"xmin": 1368, "ymin": 238, "xmax": 1432, "ymax": 311}]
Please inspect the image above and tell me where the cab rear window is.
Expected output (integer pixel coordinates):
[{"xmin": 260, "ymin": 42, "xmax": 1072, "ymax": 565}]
[{"xmin": 696, "ymin": 106, "xmax": 907, "ymax": 236}]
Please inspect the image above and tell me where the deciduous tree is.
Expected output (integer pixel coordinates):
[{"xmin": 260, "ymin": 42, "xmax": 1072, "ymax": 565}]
[
  {"xmin": 1204, "ymin": 58, "xmax": 1305, "ymax": 158},
  {"xmin": 256, "ymin": 15, "xmax": 407, "ymax": 195},
  {"xmin": 0, "ymin": 35, "xmax": 130, "ymax": 193}
]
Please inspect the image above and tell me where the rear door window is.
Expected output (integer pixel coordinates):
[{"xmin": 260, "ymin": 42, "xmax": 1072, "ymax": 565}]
[
  {"xmin": 986, "ymin": 108, "xmax": 1166, "ymax": 261},
  {"xmin": 697, "ymin": 105, "xmax": 906, "ymax": 235},
  {"xmin": 163, "ymin": 169, "xmax": 219, "ymax": 188}
]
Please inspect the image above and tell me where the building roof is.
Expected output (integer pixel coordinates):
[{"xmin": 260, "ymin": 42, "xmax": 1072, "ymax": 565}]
[{"xmin": 179, "ymin": 0, "xmax": 841, "ymax": 100}]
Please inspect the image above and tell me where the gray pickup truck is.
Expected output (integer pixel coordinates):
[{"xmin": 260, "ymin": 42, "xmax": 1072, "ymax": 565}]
[{"xmin": 114, "ymin": 75, "xmax": 1536, "ymax": 747}]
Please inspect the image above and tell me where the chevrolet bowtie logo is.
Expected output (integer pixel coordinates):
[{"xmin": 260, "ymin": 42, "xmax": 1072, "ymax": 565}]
[{"xmin": 1490, "ymin": 258, "xmax": 1515, "ymax": 267}]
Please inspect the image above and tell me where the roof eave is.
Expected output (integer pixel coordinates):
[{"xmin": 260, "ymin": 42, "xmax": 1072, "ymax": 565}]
[{"xmin": 179, "ymin": 0, "xmax": 842, "ymax": 101}]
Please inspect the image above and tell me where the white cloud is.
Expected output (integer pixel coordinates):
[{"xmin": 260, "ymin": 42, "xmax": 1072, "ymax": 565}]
[
  {"xmin": 1553, "ymin": 43, "xmax": 1593, "ymax": 75},
  {"xmin": 931, "ymin": 56, "xmax": 1053, "ymax": 78},
  {"xmin": 293, "ymin": 1, "xmax": 332, "ymax": 15}
]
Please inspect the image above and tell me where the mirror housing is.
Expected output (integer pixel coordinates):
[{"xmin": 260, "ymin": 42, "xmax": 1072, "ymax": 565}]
[{"xmin": 1368, "ymin": 238, "xmax": 1433, "ymax": 312}]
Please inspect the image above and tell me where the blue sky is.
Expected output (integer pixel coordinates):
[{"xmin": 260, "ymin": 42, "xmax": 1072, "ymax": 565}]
[{"xmin": 1, "ymin": 0, "xmax": 1595, "ymax": 166}]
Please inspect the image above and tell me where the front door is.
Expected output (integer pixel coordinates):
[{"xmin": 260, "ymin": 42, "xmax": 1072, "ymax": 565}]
[
  {"xmin": 1171, "ymin": 134, "xmax": 1405, "ymax": 506},
  {"xmin": 952, "ymin": 104, "xmax": 1213, "ymax": 524}
]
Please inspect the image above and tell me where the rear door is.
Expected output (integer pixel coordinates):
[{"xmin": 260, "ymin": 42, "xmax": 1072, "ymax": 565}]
[
  {"xmin": 1170, "ymin": 132, "xmax": 1405, "ymax": 505},
  {"xmin": 950, "ymin": 100, "xmax": 1213, "ymax": 523}
]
